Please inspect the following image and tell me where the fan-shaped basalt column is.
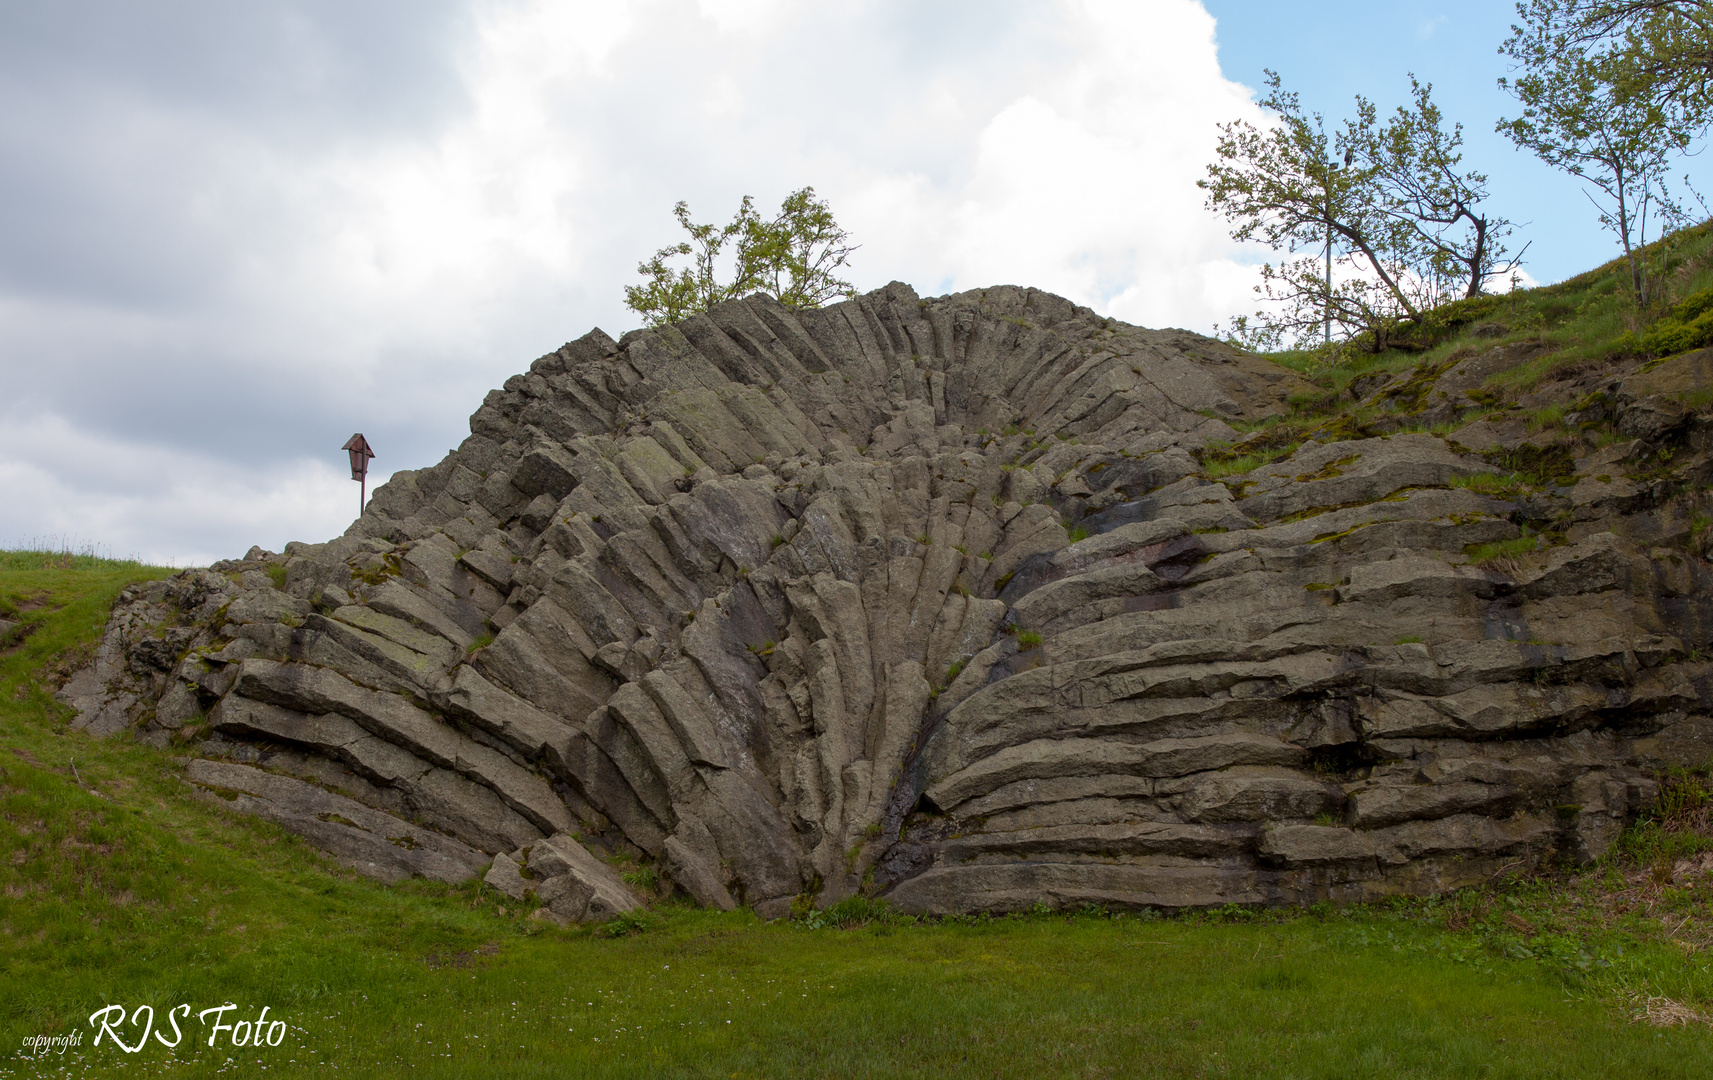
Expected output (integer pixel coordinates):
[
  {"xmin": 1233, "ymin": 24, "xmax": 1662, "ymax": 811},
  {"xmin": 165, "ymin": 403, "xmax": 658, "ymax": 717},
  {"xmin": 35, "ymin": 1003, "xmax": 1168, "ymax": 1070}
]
[{"xmin": 65, "ymin": 281, "xmax": 1713, "ymax": 917}]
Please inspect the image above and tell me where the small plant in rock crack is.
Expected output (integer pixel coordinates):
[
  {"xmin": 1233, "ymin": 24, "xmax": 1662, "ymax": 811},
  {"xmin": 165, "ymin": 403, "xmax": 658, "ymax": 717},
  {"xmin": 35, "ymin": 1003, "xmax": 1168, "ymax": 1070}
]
[
  {"xmin": 621, "ymin": 866, "xmax": 660, "ymax": 894},
  {"xmin": 1016, "ymin": 630, "xmax": 1043, "ymax": 650}
]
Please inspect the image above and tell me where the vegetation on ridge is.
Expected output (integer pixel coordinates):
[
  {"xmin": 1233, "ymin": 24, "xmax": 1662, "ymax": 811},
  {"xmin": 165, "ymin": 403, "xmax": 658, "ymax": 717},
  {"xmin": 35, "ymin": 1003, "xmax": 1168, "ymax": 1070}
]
[
  {"xmin": 1196, "ymin": 218, "xmax": 1713, "ymax": 477},
  {"xmin": 1203, "ymin": 71, "xmax": 1517, "ymax": 350},
  {"xmin": 624, "ymin": 187, "xmax": 859, "ymax": 327}
]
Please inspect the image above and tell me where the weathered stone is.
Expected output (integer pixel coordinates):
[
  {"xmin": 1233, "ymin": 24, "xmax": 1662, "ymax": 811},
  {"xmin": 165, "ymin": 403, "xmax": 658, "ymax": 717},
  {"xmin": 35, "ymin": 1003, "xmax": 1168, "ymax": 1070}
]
[
  {"xmin": 525, "ymin": 832, "xmax": 642, "ymax": 922},
  {"xmin": 926, "ymin": 733, "xmax": 1306, "ymax": 811},
  {"xmin": 441, "ymin": 666, "xmax": 577, "ymax": 766},
  {"xmin": 483, "ymin": 851, "xmax": 534, "ymax": 901},
  {"xmin": 1177, "ymin": 771, "xmax": 1343, "ymax": 823},
  {"xmin": 1629, "ymin": 714, "xmax": 1713, "ymax": 771},
  {"xmin": 513, "ymin": 444, "xmax": 581, "ymax": 500},
  {"xmin": 208, "ymin": 694, "xmax": 543, "ymax": 852},
  {"xmin": 1348, "ymin": 781, "xmax": 1513, "ymax": 828},
  {"xmin": 664, "ymin": 813, "xmax": 737, "ymax": 911},
  {"xmin": 225, "ymin": 589, "xmax": 310, "ymax": 626},
  {"xmin": 185, "ymin": 759, "xmax": 488, "ymax": 882},
  {"xmin": 232, "ymin": 659, "xmax": 575, "ymax": 836}
]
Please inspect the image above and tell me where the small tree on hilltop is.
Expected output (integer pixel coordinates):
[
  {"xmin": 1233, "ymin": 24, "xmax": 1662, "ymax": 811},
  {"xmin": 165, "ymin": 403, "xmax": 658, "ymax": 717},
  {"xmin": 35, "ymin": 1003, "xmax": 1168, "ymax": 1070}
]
[
  {"xmin": 624, "ymin": 187, "xmax": 859, "ymax": 328},
  {"xmin": 1201, "ymin": 71, "xmax": 1517, "ymax": 352},
  {"xmin": 1501, "ymin": 1, "xmax": 1705, "ymax": 309}
]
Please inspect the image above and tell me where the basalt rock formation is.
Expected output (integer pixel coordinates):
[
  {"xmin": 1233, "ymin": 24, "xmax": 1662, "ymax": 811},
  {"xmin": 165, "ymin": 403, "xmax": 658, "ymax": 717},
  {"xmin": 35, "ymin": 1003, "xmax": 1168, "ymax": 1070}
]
[{"xmin": 62, "ymin": 282, "xmax": 1713, "ymax": 918}]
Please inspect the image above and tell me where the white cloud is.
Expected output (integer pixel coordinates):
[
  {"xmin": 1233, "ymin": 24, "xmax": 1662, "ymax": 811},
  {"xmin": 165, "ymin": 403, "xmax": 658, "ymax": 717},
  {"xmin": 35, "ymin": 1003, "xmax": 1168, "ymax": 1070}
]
[
  {"xmin": 0, "ymin": 0, "xmax": 1267, "ymax": 563},
  {"xmin": 0, "ymin": 411, "xmax": 377, "ymax": 567}
]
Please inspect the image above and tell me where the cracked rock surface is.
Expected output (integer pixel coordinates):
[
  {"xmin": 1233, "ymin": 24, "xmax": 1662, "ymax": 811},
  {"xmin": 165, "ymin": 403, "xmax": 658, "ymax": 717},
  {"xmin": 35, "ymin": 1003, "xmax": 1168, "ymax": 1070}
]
[{"xmin": 60, "ymin": 282, "xmax": 1713, "ymax": 917}]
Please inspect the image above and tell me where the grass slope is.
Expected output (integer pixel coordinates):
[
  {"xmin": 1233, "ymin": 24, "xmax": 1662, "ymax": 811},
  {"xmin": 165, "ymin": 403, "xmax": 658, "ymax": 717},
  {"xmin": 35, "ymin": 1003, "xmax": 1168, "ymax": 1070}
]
[
  {"xmin": 3, "ymin": 557, "xmax": 1712, "ymax": 1076},
  {"xmin": 1198, "ymin": 220, "xmax": 1713, "ymax": 480}
]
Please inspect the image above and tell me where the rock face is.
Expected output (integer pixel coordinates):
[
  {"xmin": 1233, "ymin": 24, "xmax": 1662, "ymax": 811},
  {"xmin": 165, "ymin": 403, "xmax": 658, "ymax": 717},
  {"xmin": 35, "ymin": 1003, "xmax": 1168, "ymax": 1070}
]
[{"xmin": 62, "ymin": 283, "xmax": 1713, "ymax": 916}]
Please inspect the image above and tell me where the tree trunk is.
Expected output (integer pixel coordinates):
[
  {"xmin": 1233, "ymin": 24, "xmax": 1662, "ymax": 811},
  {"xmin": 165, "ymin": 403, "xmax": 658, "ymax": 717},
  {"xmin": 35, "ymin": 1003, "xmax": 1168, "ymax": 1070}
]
[{"xmin": 1464, "ymin": 212, "xmax": 1489, "ymax": 300}]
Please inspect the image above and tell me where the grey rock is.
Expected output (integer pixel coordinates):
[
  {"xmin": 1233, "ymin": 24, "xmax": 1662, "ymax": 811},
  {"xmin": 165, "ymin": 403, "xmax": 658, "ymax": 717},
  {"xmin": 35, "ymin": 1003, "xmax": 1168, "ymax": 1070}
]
[
  {"xmin": 483, "ymin": 851, "xmax": 535, "ymax": 901},
  {"xmin": 513, "ymin": 444, "xmax": 581, "ymax": 500},
  {"xmin": 525, "ymin": 832, "xmax": 642, "ymax": 922},
  {"xmin": 185, "ymin": 759, "xmax": 488, "ymax": 882},
  {"xmin": 232, "ymin": 659, "xmax": 575, "ymax": 836},
  {"xmin": 1348, "ymin": 781, "xmax": 1513, "ymax": 828},
  {"xmin": 1629, "ymin": 714, "xmax": 1713, "ymax": 771},
  {"xmin": 664, "ymin": 815, "xmax": 737, "ymax": 911}
]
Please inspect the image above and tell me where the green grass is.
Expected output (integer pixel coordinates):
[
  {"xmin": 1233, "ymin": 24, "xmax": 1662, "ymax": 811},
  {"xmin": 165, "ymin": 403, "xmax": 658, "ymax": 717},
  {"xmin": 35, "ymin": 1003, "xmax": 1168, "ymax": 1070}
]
[
  {"xmin": 1677, "ymin": 386, "xmax": 1713, "ymax": 410},
  {"xmin": 1202, "ymin": 448, "xmax": 1298, "ymax": 479},
  {"xmin": 6, "ymin": 556, "xmax": 1713, "ymax": 1076},
  {"xmin": 0, "ymin": 548, "xmax": 152, "ymax": 574},
  {"xmin": 1449, "ymin": 471, "xmax": 1530, "ymax": 499},
  {"xmin": 1617, "ymin": 768, "xmax": 1713, "ymax": 869},
  {"xmin": 1214, "ymin": 219, "xmax": 1713, "ymax": 460},
  {"xmin": 1465, "ymin": 535, "xmax": 1544, "ymax": 565}
]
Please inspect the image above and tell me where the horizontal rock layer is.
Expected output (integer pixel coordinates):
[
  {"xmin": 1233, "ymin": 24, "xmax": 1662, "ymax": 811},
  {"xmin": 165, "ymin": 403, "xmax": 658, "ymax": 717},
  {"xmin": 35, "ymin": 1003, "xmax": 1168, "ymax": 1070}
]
[{"xmin": 64, "ymin": 283, "xmax": 1713, "ymax": 915}]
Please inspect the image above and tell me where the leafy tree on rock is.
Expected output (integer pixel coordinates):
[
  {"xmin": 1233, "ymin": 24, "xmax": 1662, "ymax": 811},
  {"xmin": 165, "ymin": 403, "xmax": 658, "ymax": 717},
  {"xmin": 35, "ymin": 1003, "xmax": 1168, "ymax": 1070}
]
[
  {"xmin": 624, "ymin": 187, "xmax": 859, "ymax": 328},
  {"xmin": 1202, "ymin": 72, "xmax": 1516, "ymax": 352}
]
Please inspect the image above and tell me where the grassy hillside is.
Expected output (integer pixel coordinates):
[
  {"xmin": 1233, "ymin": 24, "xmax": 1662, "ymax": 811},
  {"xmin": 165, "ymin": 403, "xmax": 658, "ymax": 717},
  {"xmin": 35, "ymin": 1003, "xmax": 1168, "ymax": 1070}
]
[
  {"xmin": 1200, "ymin": 220, "xmax": 1713, "ymax": 480},
  {"xmin": 3, "ymin": 538, "xmax": 1713, "ymax": 1075}
]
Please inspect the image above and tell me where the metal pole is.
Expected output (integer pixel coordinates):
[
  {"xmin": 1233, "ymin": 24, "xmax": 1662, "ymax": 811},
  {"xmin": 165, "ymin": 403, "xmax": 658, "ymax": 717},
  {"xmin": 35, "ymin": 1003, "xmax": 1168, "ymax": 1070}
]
[
  {"xmin": 1324, "ymin": 216, "xmax": 1332, "ymax": 345},
  {"xmin": 1324, "ymin": 165, "xmax": 1334, "ymax": 346},
  {"xmin": 360, "ymin": 476, "xmax": 366, "ymax": 516}
]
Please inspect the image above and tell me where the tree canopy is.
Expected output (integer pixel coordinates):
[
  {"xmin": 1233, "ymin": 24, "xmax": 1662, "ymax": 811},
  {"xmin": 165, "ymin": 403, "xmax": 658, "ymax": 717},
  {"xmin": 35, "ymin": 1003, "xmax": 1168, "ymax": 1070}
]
[
  {"xmin": 1201, "ymin": 72, "xmax": 1515, "ymax": 351},
  {"xmin": 1505, "ymin": 1, "xmax": 1713, "ymax": 123},
  {"xmin": 1501, "ymin": 0, "xmax": 1703, "ymax": 306},
  {"xmin": 624, "ymin": 187, "xmax": 858, "ymax": 328}
]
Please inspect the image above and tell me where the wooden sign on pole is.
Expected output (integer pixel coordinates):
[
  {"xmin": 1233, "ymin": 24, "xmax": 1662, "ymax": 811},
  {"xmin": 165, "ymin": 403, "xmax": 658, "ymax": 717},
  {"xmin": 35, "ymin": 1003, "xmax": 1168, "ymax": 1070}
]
[{"xmin": 342, "ymin": 433, "xmax": 376, "ymax": 515}]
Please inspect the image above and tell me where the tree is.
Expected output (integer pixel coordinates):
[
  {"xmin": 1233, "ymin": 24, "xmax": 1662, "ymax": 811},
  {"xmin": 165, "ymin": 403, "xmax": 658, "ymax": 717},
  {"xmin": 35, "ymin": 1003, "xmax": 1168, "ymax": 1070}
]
[
  {"xmin": 624, "ymin": 187, "xmax": 859, "ymax": 328},
  {"xmin": 1368, "ymin": 79, "xmax": 1525, "ymax": 304},
  {"xmin": 1505, "ymin": 1, "xmax": 1713, "ymax": 123},
  {"xmin": 1201, "ymin": 72, "xmax": 1516, "ymax": 351},
  {"xmin": 1500, "ymin": 5, "xmax": 1698, "ymax": 308}
]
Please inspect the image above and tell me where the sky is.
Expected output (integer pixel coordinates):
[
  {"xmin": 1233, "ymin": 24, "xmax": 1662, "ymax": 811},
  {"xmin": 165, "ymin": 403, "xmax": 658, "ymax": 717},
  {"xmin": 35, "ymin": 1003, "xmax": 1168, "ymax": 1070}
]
[{"xmin": 0, "ymin": 0, "xmax": 1696, "ymax": 566}]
